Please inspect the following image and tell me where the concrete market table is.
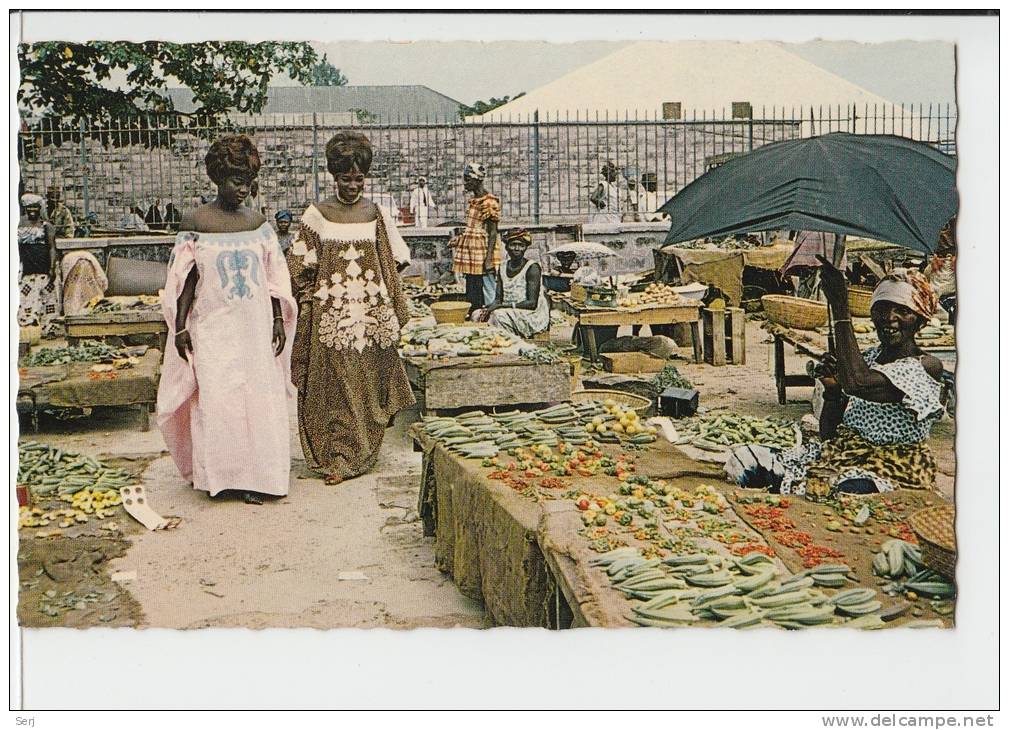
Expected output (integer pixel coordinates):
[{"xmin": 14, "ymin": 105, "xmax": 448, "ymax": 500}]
[
  {"xmin": 549, "ymin": 293, "xmax": 703, "ymax": 364},
  {"xmin": 17, "ymin": 349, "xmax": 161, "ymax": 431}
]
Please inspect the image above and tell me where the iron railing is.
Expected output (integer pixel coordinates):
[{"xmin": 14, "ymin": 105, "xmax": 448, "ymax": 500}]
[{"xmin": 17, "ymin": 103, "xmax": 956, "ymax": 229}]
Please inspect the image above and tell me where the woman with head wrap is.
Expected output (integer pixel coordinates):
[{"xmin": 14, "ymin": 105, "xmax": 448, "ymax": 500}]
[
  {"xmin": 157, "ymin": 134, "xmax": 297, "ymax": 506},
  {"xmin": 729, "ymin": 259, "xmax": 946, "ymax": 499},
  {"xmin": 449, "ymin": 162, "xmax": 502, "ymax": 311},
  {"xmin": 475, "ymin": 229, "xmax": 550, "ymax": 338},
  {"xmin": 274, "ymin": 209, "xmax": 294, "ymax": 253},
  {"xmin": 285, "ymin": 130, "xmax": 414, "ymax": 485},
  {"xmin": 17, "ymin": 192, "xmax": 61, "ymax": 338}
]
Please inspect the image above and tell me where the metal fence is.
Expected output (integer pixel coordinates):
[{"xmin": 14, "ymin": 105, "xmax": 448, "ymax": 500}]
[{"xmin": 17, "ymin": 103, "xmax": 956, "ymax": 229}]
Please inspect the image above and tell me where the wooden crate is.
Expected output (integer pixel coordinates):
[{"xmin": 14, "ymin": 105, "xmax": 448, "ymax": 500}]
[
  {"xmin": 404, "ymin": 355, "xmax": 571, "ymax": 413},
  {"xmin": 702, "ymin": 306, "xmax": 746, "ymax": 366},
  {"xmin": 600, "ymin": 351, "xmax": 666, "ymax": 374}
]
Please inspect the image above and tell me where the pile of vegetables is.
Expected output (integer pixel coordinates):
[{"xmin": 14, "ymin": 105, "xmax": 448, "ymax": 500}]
[
  {"xmin": 592, "ymin": 547, "xmax": 887, "ymax": 629},
  {"xmin": 421, "ymin": 400, "xmax": 659, "ymax": 461},
  {"xmin": 23, "ymin": 341, "xmax": 132, "ymax": 366},
  {"xmin": 675, "ymin": 414, "xmax": 796, "ymax": 451},
  {"xmin": 17, "ymin": 441, "xmax": 131, "ymax": 533},
  {"xmin": 619, "ymin": 283, "xmax": 688, "ymax": 308},
  {"xmin": 873, "ymin": 539, "xmax": 955, "ymax": 599},
  {"xmin": 651, "ymin": 364, "xmax": 693, "ymax": 392},
  {"xmin": 399, "ymin": 324, "xmax": 516, "ymax": 358},
  {"xmin": 518, "ymin": 346, "xmax": 564, "ymax": 364},
  {"xmin": 406, "ymin": 299, "xmax": 432, "ymax": 320}
]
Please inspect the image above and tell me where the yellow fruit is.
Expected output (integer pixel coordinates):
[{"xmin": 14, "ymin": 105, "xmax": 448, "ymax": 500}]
[
  {"xmin": 611, "ymin": 423, "xmax": 624, "ymax": 434},
  {"xmin": 625, "ymin": 425, "xmax": 638, "ymax": 435},
  {"xmin": 592, "ymin": 416, "xmax": 604, "ymax": 426},
  {"xmin": 646, "ymin": 426, "xmax": 657, "ymax": 435},
  {"xmin": 604, "ymin": 399, "xmax": 616, "ymax": 408}
]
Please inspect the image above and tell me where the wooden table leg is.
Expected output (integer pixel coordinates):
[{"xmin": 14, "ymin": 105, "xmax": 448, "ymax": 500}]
[
  {"xmin": 774, "ymin": 335, "xmax": 787, "ymax": 405},
  {"xmin": 582, "ymin": 327, "xmax": 599, "ymax": 363},
  {"xmin": 137, "ymin": 403, "xmax": 151, "ymax": 432},
  {"xmin": 689, "ymin": 320, "xmax": 703, "ymax": 363}
]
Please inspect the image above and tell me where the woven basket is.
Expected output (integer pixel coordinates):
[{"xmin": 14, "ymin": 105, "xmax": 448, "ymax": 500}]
[
  {"xmin": 430, "ymin": 301, "xmax": 471, "ymax": 325},
  {"xmin": 570, "ymin": 283, "xmax": 588, "ymax": 304},
  {"xmin": 847, "ymin": 286, "xmax": 874, "ymax": 318},
  {"xmin": 571, "ymin": 389, "xmax": 651, "ymax": 417},
  {"xmin": 761, "ymin": 295, "xmax": 828, "ymax": 330},
  {"xmin": 908, "ymin": 505, "xmax": 956, "ymax": 579}
]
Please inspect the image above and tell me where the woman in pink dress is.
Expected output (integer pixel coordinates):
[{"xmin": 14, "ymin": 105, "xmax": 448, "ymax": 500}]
[{"xmin": 157, "ymin": 134, "xmax": 297, "ymax": 504}]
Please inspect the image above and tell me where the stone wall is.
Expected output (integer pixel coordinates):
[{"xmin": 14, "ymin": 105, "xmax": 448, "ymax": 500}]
[{"xmin": 57, "ymin": 223, "xmax": 672, "ymax": 285}]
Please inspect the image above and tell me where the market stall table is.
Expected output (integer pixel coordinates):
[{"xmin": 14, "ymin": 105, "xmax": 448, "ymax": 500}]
[
  {"xmin": 17, "ymin": 349, "xmax": 161, "ymax": 431},
  {"xmin": 764, "ymin": 321, "xmax": 956, "ymax": 405},
  {"xmin": 549, "ymin": 293, "xmax": 703, "ymax": 364},
  {"xmin": 411, "ymin": 417, "xmax": 951, "ymax": 629},
  {"xmin": 411, "ymin": 424, "xmax": 726, "ymax": 627},
  {"xmin": 659, "ymin": 242, "xmax": 795, "ymax": 307}
]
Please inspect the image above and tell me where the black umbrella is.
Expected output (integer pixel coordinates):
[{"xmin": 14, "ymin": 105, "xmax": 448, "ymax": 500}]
[{"xmin": 660, "ymin": 133, "xmax": 957, "ymax": 255}]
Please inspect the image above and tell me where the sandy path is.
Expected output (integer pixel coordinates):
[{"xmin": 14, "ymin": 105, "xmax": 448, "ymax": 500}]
[{"xmin": 107, "ymin": 405, "xmax": 487, "ymax": 629}]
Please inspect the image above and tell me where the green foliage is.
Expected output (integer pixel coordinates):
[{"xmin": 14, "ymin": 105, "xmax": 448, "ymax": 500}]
[
  {"xmin": 308, "ymin": 54, "xmax": 349, "ymax": 87},
  {"xmin": 18, "ymin": 41, "xmax": 319, "ymax": 123},
  {"xmin": 458, "ymin": 92, "xmax": 525, "ymax": 119},
  {"xmin": 349, "ymin": 107, "xmax": 379, "ymax": 124}
]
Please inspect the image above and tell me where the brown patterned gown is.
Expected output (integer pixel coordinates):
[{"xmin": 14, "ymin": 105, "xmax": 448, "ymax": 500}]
[{"xmin": 286, "ymin": 205, "xmax": 415, "ymax": 480}]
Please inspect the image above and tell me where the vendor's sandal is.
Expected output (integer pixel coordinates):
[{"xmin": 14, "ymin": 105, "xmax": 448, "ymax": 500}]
[
  {"xmin": 324, "ymin": 474, "xmax": 344, "ymax": 486},
  {"xmin": 241, "ymin": 491, "xmax": 264, "ymax": 505}
]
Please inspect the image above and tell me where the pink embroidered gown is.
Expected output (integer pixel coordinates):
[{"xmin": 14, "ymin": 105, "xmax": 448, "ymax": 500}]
[{"xmin": 157, "ymin": 223, "xmax": 297, "ymax": 496}]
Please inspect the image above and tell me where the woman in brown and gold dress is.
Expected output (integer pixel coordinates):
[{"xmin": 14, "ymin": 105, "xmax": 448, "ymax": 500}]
[{"xmin": 286, "ymin": 131, "xmax": 415, "ymax": 484}]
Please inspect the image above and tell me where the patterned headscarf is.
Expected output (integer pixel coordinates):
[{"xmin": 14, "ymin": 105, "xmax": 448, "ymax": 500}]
[
  {"xmin": 21, "ymin": 193, "xmax": 43, "ymax": 208},
  {"xmin": 274, "ymin": 209, "xmax": 292, "ymax": 222},
  {"xmin": 871, "ymin": 269, "xmax": 938, "ymax": 320},
  {"xmin": 502, "ymin": 229, "xmax": 532, "ymax": 247},
  {"xmin": 463, "ymin": 162, "xmax": 487, "ymax": 180}
]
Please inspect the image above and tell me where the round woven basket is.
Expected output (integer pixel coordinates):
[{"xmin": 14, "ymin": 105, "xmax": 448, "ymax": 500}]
[
  {"xmin": 761, "ymin": 295, "xmax": 828, "ymax": 330},
  {"xmin": 571, "ymin": 389, "xmax": 651, "ymax": 417},
  {"xmin": 430, "ymin": 301, "xmax": 471, "ymax": 325},
  {"xmin": 847, "ymin": 286, "xmax": 874, "ymax": 318},
  {"xmin": 908, "ymin": 504, "xmax": 956, "ymax": 579}
]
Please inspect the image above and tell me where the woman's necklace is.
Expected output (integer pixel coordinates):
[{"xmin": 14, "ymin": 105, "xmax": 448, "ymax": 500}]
[{"xmin": 337, "ymin": 190, "xmax": 363, "ymax": 206}]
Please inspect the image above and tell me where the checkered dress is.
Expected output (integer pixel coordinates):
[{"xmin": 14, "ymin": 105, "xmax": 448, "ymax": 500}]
[{"xmin": 450, "ymin": 194, "xmax": 502, "ymax": 275}]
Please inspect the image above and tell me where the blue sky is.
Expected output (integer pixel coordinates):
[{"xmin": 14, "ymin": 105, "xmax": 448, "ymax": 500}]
[{"xmin": 310, "ymin": 40, "xmax": 956, "ymax": 106}]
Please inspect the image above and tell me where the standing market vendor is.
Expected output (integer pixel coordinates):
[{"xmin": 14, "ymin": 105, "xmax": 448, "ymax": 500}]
[
  {"xmin": 449, "ymin": 161, "xmax": 502, "ymax": 312},
  {"xmin": 476, "ymin": 228, "xmax": 550, "ymax": 338},
  {"xmin": 737, "ymin": 260, "xmax": 945, "ymax": 499},
  {"xmin": 17, "ymin": 193, "xmax": 61, "ymax": 338}
]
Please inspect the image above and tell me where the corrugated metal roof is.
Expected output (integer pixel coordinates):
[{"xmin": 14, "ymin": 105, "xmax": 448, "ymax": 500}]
[{"xmin": 164, "ymin": 85, "xmax": 463, "ymax": 122}]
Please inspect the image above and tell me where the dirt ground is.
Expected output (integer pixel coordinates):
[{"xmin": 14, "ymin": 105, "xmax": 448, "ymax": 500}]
[{"xmin": 15, "ymin": 319, "xmax": 955, "ymax": 629}]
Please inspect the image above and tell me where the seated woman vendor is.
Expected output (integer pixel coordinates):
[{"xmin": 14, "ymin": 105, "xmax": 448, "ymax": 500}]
[
  {"xmin": 476, "ymin": 229, "xmax": 550, "ymax": 338},
  {"xmin": 733, "ymin": 259, "xmax": 945, "ymax": 499}
]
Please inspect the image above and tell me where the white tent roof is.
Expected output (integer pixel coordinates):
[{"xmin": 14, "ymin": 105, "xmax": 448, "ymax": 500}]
[{"xmin": 472, "ymin": 41, "xmax": 898, "ymax": 121}]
